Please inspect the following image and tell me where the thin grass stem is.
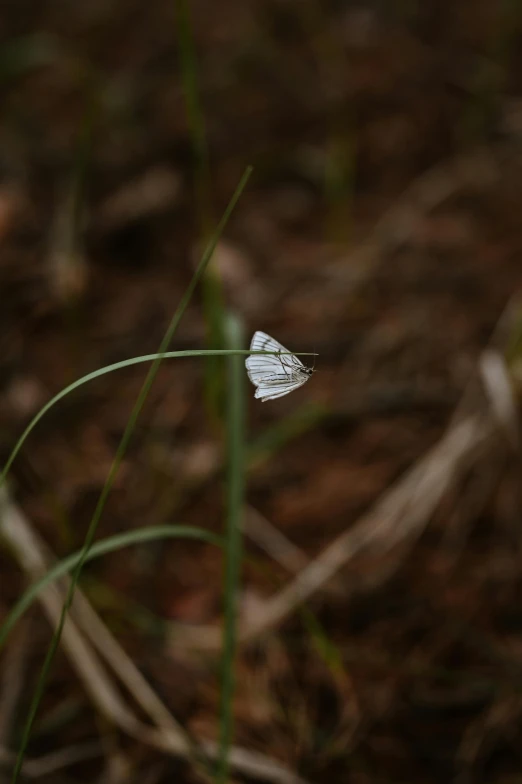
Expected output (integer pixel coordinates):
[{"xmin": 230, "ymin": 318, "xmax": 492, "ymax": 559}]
[
  {"xmin": 216, "ymin": 313, "xmax": 245, "ymax": 782},
  {"xmin": 10, "ymin": 166, "xmax": 252, "ymax": 784}
]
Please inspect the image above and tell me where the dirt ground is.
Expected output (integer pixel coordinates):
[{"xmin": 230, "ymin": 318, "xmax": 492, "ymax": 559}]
[{"xmin": 1, "ymin": 2, "xmax": 522, "ymax": 782}]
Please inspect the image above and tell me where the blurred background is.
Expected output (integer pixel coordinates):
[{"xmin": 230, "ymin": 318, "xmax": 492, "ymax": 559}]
[{"xmin": 1, "ymin": 1, "xmax": 522, "ymax": 782}]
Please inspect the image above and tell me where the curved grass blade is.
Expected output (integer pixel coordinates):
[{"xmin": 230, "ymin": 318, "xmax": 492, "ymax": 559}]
[
  {"xmin": 0, "ymin": 346, "xmax": 314, "ymax": 487},
  {"xmin": 0, "ymin": 526, "xmax": 221, "ymax": 650},
  {"xmin": 0, "ymin": 349, "xmax": 250, "ymax": 485}
]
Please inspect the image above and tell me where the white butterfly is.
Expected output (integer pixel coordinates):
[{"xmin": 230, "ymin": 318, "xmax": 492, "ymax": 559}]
[{"xmin": 245, "ymin": 331, "xmax": 315, "ymax": 402}]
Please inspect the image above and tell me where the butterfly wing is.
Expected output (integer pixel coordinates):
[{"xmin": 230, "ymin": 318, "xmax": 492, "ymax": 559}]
[
  {"xmin": 254, "ymin": 375, "xmax": 308, "ymax": 401},
  {"xmin": 250, "ymin": 331, "xmax": 305, "ymax": 369},
  {"xmin": 246, "ymin": 332, "xmax": 286, "ymax": 385}
]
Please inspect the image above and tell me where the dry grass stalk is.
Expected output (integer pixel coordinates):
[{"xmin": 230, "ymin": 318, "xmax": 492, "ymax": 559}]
[{"xmin": 0, "ymin": 489, "xmax": 307, "ymax": 784}]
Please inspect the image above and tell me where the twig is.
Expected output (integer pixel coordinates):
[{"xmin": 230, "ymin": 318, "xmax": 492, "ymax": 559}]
[
  {"xmin": 0, "ymin": 490, "xmax": 146, "ymax": 735},
  {"xmin": 0, "ymin": 490, "xmax": 308, "ymax": 784},
  {"xmin": 243, "ymin": 505, "xmax": 309, "ymax": 574},
  {"xmin": 169, "ymin": 414, "xmax": 493, "ymax": 654},
  {"xmin": 479, "ymin": 349, "xmax": 519, "ymax": 450},
  {"xmin": 239, "ymin": 415, "xmax": 492, "ymax": 642}
]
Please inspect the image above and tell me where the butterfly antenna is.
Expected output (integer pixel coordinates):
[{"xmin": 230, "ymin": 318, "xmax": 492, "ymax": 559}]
[{"xmin": 311, "ymin": 336, "xmax": 317, "ymax": 372}]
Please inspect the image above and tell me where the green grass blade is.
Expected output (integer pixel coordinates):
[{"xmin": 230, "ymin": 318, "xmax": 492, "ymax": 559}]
[
  {"xmin": 10, "ymin": 166, "xmax": 252, "ymax": 784},
  {"xmin": 175, "ymin": 0, "xmax": 211, "ymax": 222},
  {"xmin": 175, "ymin": 0, "xmax": 226, "ymax": 421},
  {"xmin": 0, "ymin": 526, "xmax": 221, "ymax": 651},
  {"xmin": 217, "ymin": 313, "xmax": 246, "ymax": 782}
]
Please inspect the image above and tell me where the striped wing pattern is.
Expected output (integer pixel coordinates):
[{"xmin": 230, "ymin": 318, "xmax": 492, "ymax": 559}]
[{"xmin": 245, "ymin": 331, "xmax": 311, "ymax": 402}]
